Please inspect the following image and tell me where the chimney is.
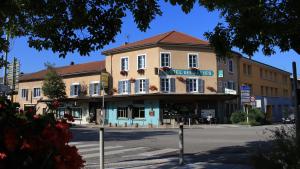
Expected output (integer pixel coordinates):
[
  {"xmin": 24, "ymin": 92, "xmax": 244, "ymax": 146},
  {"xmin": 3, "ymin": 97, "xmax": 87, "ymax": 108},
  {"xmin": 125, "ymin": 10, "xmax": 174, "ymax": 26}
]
[{"xmin": 70, "ymin": 61, "xmax": 75, "ymax": 65}]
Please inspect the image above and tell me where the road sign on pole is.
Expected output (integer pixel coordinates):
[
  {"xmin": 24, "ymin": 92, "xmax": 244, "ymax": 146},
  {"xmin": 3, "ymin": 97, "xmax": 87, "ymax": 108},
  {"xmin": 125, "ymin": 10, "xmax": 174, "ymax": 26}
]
[{"xmin": 240, "ymin": 85, "xmax": 251, "ymax": 104}]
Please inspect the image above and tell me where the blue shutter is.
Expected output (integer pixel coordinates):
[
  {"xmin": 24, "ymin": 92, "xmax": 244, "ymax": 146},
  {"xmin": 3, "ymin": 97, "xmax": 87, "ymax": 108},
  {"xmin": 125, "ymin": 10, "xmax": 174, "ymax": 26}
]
[
  {"xmin": 135, "ymin": 80, "xmax": 139, "ymax": 94},
  {"xmin": 145, "ymin": 79, "xmax": 149, "ymax": 93},
  {"xmin": 78, "ymin": 85, "xmax": 81, "ymax": 95},
  {"xmin": 127, "ymin": 80, "xmax": 131, "ymax": 94},
  {"xmin": 118, "ymin": 81, "xmax": 122, "ymax": 94},
  {"xmin": 97, "ymin": 83, "xmax": 101, "ymax": 95},
  {"xmin": 186, "ymin": 78, "xmax": 190, "ymax": 93},
  {"xmin": 160, "ymin": 78, "xmax": 163, "ymax": 92},
  {"xmin": 170, "ymin": 78, "xmax": 175, "ymax": 92},
  {"xmin": 89, "ymin": 84, "xmax": 93, "ymax": 96},
  {"xmin": 70, "ymin": 85, "xmax": 74, "ymax": 96},
  {"xmin": 199, "ymin": 79, "xmax": 204, "ymax": 93}
]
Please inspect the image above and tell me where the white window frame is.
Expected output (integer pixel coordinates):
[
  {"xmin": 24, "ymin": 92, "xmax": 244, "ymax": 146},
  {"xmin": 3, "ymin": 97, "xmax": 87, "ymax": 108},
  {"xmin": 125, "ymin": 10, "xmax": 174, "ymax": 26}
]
[
  {"xmin": 21, "ymin": 89, "xmax": 28, "ymax": 99},
  {"xmin": 228, "ymin": 59, "xmax": 234, "ymax": 73},
  {"xmin": 187, "ymin": 78, "xmax": 198, "ymax": 93},
  {"xmin": 33, "ymin": 87, "xmax": 41, "ymax": 98},
  {"xmin": 90, "ymin": 81, "xmax": 100, "ymax": 96},
  {"xmin": 120, "ymin": 57, "xmax": 129, "ymax": 71},
  {"xmin": 187, "ymin": 53, "xmax": 198, "ymax": 68},
  {"xmin": 120, "ymin": 80, "xmax": 129, "ymax": 94},
  {"xmin": 160, "ymin": 78, "xmax": 171, "ymax": 93},
  {"xmin": 160, "ymin": 52, "xmax": 171, "ymax": 68},
  {"xmin": 71, "ymin": 82, "xmax": 80, "ymax": 96},
  {"xmin": 137, "ymin": 54, "xmax": 146, "ymax": 70},
  {"xmin": 137, "ymin": 78, "xmax": 146, "ymax": 94}
]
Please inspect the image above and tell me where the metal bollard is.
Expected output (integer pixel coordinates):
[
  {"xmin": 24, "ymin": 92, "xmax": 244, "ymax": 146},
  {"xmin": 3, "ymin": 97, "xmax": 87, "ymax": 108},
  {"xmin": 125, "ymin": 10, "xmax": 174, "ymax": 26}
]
[
  {"xmin": 179, "ymin": 123, "xmax": 184, "ymax": 165},
  {"xmin": 99, "ymin": 127, "xmax": 104, "ymax": 169}
]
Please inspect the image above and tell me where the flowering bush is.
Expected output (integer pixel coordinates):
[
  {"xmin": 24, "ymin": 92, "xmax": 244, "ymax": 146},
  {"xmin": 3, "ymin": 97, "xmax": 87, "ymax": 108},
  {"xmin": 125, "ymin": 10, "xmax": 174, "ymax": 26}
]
[{"xmin": 0, "ymin": 98, "xmax": 85, "ymax": 169}]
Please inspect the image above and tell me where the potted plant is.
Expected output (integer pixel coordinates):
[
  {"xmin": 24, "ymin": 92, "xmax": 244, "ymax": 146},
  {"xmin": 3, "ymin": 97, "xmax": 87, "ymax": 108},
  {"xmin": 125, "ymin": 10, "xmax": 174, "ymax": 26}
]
[
  {"xmin": 160, "ymin": 66, "xmax": 171, "ymax": 71},
  {"xmin": 137, "ymin": 69, "xmax": 145, "ymax": 74},
  {"xmin": 129, "ymin": 78, "xmax": 136, "ymax": 83},
  {"xmin": 149, "ymin": 85, "xmax": 158, "ymax": 91},
  {"xmin": 176, "ymin": 76, "xmax": 186, "ymax": 83},
  {"xmin": 207, "ymin": 86, "xmax": 217, "ymax": 92},
  {"xmin": 120, "ymin": 70, "xmax": 128, "ymax": 76}
]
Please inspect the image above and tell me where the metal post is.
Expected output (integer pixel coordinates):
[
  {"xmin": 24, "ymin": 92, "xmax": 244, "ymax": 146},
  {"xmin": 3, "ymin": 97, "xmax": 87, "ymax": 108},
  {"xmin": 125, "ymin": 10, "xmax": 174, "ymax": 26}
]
[
  {"xmin": 292, "ymin": 62, "xmax": 300, "ymax": 146},
  {"xmin": 102, "ymin": 82, "xmax": 105, "ymax": 127},
  {"xmin": 99, "ymin": 127, "xmax": 104, "ymax": 169},
  {"xmin": 179, "ymin": 123, "xmax": 184, "ymax": 165},
  {"xmin": 246, "ymin": 105, "xmax": 249, "ymax": 124},
  {"xmin": 188, "ymin": 118, "xmax": 191, "ymax": 128}
]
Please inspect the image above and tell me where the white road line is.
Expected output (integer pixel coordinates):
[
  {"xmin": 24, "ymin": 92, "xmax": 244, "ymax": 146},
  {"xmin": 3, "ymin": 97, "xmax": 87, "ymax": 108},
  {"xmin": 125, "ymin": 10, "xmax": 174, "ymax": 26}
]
[
  {"xmin": 74, "ymin": 143, "xmax": 99, "ymax": 148},
  {"xmin": 68, "ymin": 142, "xmax": 85, "ymax": 145},
  {"xmin": 78, "ymin": 146, "xmax": 123, "ymax": 153},
  {"xmin": 136, "ymin": 148, "xmax": 178, "ymax": 157},
  {"xmin": 106, "ymin": 157, "xmax": 177, "ymax": 168},
  {"xmin": 82, "ymin": 147, "xmax": 147, "ymax": 159}
]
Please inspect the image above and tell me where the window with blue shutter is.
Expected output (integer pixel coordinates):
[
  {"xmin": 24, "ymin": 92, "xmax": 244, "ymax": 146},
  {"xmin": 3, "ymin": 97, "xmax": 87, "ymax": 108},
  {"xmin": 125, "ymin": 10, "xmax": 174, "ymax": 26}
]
[
  {"xmin": 118, "ymin": 81, "xmax": 122, "ymax": 94},
  {"xmin": 170, "ymin": 78, "xmax": 175, "ymax": 92},
  {"xmin": 145, "ymin": 79, "xmax": 149, "ymax": 93},
  {"xmin": 70, "ymin": 85, "xmax": 74, "ymax": 96},
  {"xmin": 89, "ymin": 84, "xmax": 93, "ymax": 96},
  {"xmin": 127, "ymin": 80, "xmax": 131, "ymax": 94},
  {"xmin": 135, "ymin": 80, "xmax": 139, "ymax": 93},
  {"xmin": 186, "ymin": 78, "xmax": 190, "ymax": 92},
  {"xmin": 198, "ymin": 79, "xmax": 204, "ymax": 93},
  {"xmin": 77, "ymin": 85, "xmax": 81, "ymax": 95}
]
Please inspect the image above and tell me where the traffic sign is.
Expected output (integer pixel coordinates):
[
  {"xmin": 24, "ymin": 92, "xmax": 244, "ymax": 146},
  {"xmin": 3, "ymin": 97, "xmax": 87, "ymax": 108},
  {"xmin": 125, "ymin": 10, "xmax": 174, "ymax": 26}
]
[{"xmin": 241, "ymin": 85, "xmax": 251, "ymax": 104}]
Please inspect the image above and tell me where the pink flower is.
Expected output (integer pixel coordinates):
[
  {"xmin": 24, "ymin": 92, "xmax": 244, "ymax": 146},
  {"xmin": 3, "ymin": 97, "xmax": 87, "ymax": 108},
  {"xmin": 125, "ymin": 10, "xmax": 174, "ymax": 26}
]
[{"xmin": 0, "ymin": 152, "xmax": 7, "ymax": 160}]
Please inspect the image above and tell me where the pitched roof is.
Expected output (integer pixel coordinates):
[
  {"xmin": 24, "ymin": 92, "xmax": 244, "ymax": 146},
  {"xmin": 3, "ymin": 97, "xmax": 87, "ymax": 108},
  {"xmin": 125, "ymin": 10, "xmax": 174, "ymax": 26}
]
[
  {"xmin": 102, "ymin": 31, "xmax": 209, "ymax": 55},
  {"xmin": 19, "ymin": 61, "xmax": 105, "ymax": 82}
]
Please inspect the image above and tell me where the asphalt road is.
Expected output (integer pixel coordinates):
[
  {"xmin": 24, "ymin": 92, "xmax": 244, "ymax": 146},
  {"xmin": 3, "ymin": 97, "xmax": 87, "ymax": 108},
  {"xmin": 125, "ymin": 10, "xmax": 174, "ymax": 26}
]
[{"xmin": 70, "ymin": 125, "xmax": 280, "ymax": 169}]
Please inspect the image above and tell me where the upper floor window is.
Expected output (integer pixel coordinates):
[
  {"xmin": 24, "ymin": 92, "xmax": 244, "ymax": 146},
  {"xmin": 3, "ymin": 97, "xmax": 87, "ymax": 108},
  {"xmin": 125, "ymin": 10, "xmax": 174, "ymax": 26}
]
[
  {"xmin": 243, "ymin": 63, "xmax": 252, "ymax": 75},
  {"xmin": 137, "ymin": 54, "xmax": 146, "ymax": 69},
  {"xmin": 118, "ymin": 80, "xmax": 130, "ymax": 94},
  {"xmin": 228, "ymin": 59, "xmax": 234, "ymax": 73},
  {"xmin": 135, "ymin": 79, "xmax": 149, "ymax": 94},
  {"xmin": 227, "ymin": 81, "xmax": 235, "ymax": 90},
  {"xmin": 33, "ymin": 88, "xmax": 41, "ymax": 98},
  {"xmin": 70, "ymin": 83, "xmax": 80, "ymax": 96},
  {"xmin": 121, "ymin": 57, "xmax": 129, "ymax": 71},
  {"xmin": 160, "ymin": 52, "xmax": 170, "ymax": 67},
  {"xmin": 188, "ymin": 53, "xmax": 198, "ymax": 68},
  {"xmin": 160, "ymin": 78, "xmax": 175, "ymax": 93},
  {"xmin": 21, "ymin": 89, "xmax": 28, "ymax": 100},
  {"xmin": 186, "ymin": 78, "xmax": 198, "ymax": 92},
  {"xmin": 89, "ymin": 82, "xmax": 100, "ymax": 96}
]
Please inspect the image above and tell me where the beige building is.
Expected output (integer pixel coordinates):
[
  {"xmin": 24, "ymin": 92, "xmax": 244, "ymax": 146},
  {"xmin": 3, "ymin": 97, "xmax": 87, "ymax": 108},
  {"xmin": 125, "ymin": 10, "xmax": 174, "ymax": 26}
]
[
  {"xmin": 17, "ymin": 61, "xmax": 105, "ymax": 124},
  {"xmin": 102, "ymin": 31, "xmax": 237, "ymax": 126}
]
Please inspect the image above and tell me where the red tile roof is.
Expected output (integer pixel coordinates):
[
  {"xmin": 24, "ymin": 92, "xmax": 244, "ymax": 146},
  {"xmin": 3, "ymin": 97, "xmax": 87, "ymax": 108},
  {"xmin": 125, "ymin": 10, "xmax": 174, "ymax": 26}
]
[
  {"xmin": 102, "ymin": 31, "xmax": 209, "ymax": 55},
  {"xmin": 19, "ymin": 61, "xmax": 105, "ymax": 82}
]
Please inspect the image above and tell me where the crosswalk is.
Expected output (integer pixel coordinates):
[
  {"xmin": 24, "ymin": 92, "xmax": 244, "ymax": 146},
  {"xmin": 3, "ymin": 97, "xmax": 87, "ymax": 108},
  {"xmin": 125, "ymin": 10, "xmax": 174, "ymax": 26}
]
[{"xmin": 69, "ymin": 141, "xmax": 178, "ymax": 169}]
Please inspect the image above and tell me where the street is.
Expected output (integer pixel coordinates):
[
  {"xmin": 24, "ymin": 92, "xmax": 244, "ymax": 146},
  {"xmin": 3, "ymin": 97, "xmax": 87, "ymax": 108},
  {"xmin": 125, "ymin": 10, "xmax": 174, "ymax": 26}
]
[{"xmin": 70, "ymin": 125, "xmax": 279, "ymax": 169}]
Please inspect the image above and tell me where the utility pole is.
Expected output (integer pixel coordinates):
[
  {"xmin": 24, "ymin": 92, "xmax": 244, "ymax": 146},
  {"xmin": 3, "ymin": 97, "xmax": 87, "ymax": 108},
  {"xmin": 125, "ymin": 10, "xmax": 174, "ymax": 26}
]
[
  {"xmin": 3, "ymin": 30, "xmax": 10, "ymax": 85},
  {"xmin": 292, "ymin": 62, "xmax": 300, "ymax": 146}
]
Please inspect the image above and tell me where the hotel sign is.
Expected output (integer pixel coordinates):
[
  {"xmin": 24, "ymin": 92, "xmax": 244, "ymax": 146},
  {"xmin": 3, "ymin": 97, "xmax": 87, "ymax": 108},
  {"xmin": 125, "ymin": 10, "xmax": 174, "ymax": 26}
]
[
  {"xmin": 160, "ymin": 69, "xmax": 214, "ymax": 76},
  {"xmin": 101, "ymin": 72, "xmax": 109, "ymax": 89}
]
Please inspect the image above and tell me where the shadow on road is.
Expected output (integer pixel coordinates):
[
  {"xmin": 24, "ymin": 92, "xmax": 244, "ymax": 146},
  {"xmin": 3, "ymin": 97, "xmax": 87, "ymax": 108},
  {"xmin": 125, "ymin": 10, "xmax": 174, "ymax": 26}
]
[{"xmin": 71, "ymin": 128, "xmax": 177, "ymax": 142}]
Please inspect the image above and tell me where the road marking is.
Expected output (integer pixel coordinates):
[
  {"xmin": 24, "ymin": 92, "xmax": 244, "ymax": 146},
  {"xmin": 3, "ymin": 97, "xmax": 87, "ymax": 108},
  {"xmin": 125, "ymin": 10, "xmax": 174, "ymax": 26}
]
[
  {"xmin": 82, "ymin": 147, "xmax": 147, "ymax": 159},
  {"xmin": 136, "ymin": 148, "xmax": 178, "ymax": 157},
  {"xmin": 74, "ymin": 143, "xmax": 99, "ymax": 148},
  {"xmin": 78, "ymin": 145, "xmax": 123, "ymax": 153},
  {"xmin": 68, "ymin": 142, "xmax": 84, "ymax": 145}
]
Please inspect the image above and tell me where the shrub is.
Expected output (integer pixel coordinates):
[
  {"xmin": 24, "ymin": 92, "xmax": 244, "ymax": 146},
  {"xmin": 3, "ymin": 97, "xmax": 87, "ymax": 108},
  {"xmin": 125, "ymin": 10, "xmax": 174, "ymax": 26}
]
[
  {"xmin": 248, "ymin": 108, "xmax": 265, "ymax": 124},
  {"xmin": 230, "ymin": 111, "xmax": 246, "ymax": 124},
  {"xmin": 0, "ymin": 98, "xmax": 84, "ymax": 169},
  {"xmin": 252, "ymin": 125, "xmax": 299, "ymax": 169}
]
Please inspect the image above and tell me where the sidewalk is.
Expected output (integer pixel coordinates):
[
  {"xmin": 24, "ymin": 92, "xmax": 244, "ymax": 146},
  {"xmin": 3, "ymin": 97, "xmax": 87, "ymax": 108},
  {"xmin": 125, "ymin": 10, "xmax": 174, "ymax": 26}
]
[{"xmin": 74, "ymin": 123, "xmax": 247, "ymax": 130}]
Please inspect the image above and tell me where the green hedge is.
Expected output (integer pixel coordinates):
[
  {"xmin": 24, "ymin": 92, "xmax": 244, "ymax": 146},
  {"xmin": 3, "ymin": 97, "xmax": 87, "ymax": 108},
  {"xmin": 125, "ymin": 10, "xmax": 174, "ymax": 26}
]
[{"xmin": 230, "ymin": 108, "xmax": 265, "ymax": 125}]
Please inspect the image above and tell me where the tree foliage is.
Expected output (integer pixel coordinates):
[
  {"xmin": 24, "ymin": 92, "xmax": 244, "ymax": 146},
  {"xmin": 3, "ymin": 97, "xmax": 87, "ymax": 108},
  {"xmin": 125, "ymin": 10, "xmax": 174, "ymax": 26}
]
[
  {"xmin": 42, "ymin": 65, "xmax": 66, "ymax": 100},
  {"xmin": 1, "ymin": 1, "xmax": 298, "ymax": 58}
]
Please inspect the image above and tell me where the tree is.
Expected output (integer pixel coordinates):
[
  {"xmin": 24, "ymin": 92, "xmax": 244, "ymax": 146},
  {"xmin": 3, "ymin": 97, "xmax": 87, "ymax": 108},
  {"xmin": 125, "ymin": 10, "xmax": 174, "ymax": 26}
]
[{"xmin": 42, "ymin": 65, "xmax": 66, "ymax": 100}]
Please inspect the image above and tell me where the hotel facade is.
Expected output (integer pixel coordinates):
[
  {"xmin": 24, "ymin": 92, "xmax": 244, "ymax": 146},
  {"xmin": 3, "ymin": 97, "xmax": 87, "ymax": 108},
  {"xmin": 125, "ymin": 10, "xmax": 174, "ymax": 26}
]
[{"xmin": 16, "ymin": 31, "xmax": 292, "ymax": 126}]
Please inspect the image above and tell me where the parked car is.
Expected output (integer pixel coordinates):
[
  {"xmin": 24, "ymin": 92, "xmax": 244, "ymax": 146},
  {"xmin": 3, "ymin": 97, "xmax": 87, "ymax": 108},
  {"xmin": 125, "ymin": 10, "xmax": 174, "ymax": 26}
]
[{"xmin": 282, "ymin": 114, "xmax": 295, "ymax": 124}]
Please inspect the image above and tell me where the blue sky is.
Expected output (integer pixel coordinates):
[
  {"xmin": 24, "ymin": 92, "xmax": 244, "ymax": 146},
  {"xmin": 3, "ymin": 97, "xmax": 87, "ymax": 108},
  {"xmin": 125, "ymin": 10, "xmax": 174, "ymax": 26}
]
[{"xmin": 4, "ymin": 2, "xmax": 300, "ymax": 75}]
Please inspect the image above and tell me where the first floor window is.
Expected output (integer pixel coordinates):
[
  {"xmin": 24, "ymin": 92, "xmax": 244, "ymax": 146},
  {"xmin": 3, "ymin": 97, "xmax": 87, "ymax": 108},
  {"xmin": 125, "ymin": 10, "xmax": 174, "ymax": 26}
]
[
  {"xmin": 118, "ymin": 80, "xmax": 130, "ymax": 94},
  {"xmin": 90, "ymin": 82, "xmax": 100, "ymax": 95},
  {"xmin": 71, "ymin": 84, "xmax": 80, "ymax": 96},
  {"xmin": 133, "ymin": 107, "xmax": 145, "ymax": 119},
  {"xmin": 21, "ymin": 89, "xmax": 28, "ymax": 100},
  {"xmin": 187, "ymin": 79, "xmax": 198, "ymax": 92},
  {"xmin": 135, "ymin": 79, "xmax": 149, "ymax": 93},
  {"xmin": 33, "ymin": 88, "xmax": 41, "ymax": 97},
  {"xmin": 227, "ymin": 81, "xmax": 235, "ymax": 90},
  {"xmin": 160, "ymin": 78, "xmax": 175, "ymax": 93},
  {"xmin": 117, "ymin": 107, "xmax": 128, "ymax": 118}
]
